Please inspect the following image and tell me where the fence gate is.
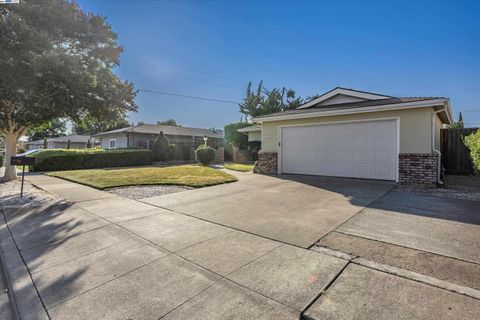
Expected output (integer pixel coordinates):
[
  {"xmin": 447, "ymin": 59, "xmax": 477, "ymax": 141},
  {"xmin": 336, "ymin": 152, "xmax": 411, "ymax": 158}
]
[{"xmin": 440, "ymin": 128, "xmax": 478, "ymax": 175}]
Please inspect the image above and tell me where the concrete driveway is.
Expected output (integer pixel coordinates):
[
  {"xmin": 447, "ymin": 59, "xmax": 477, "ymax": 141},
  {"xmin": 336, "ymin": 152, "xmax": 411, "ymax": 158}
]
[
  {"xmin": 0, "ymin": 171, "xmax": 479, "ymax": 319},
  {"xmin": 142, "ymin": 172, "xmax": 395, "ymax": 247}
]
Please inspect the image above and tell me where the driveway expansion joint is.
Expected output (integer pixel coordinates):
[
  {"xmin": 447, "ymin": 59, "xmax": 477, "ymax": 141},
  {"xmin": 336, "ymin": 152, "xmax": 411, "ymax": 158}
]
[
  {"xmin": 299, "ymin": 261, "xmax": 351, "ymax": 319},
  {"xmin": 352, "ymin": 258, "xmax": 480, "ymax": 300}
]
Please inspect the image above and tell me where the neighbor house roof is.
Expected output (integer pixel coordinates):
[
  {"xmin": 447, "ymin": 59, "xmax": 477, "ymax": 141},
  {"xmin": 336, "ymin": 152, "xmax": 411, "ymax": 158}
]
[
  {"xmin": 237, "ymin": 125, "xmax": 261, "ymax": 133},
  {"xmin": 26, "ymin": 135, "xmax": 92, "ymax": 145},
  {"xmin": 253, "ymin": 87, "xmax": 452, "ymax": 124},
  {"xmin": 94, "ymin": 124, "xmax": 224, "ymax": 139}
]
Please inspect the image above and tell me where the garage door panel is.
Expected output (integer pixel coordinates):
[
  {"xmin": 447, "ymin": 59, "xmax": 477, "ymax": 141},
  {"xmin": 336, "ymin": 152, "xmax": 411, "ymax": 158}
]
[{"xmin": 281, "ymin": 119, "xmax": 397, "ymax": 181}]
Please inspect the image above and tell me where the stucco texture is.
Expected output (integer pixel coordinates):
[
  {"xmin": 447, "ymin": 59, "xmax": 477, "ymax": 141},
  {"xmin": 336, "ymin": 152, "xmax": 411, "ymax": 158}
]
[{"xmin": 260, "ymin": 107, "xmax": 439, "ymax": 154}]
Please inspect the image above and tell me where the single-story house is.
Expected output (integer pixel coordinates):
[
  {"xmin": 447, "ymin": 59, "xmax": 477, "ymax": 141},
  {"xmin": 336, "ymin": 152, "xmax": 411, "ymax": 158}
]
[
  {"xmin": 26, "ymin": 135, "xmax": 93, "ymax": 150},
  {"xmin": 94, "ymin": 124, "xmax": 224, "ymax": 160},
  {"xmin": 251, "ymin": 87, "xmax": 453, "ymax": 186}
]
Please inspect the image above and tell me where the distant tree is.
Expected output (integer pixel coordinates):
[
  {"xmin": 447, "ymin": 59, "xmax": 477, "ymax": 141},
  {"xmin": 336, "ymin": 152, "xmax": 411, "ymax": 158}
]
[
  {"xmin": 450, "ymin": 112, "xmax": 464, "ymax": 128},
  {"xmin": 67, "ymin": 139, "xmax": 71, "ymax": 149},
  {"xmin": 239, "ymin": 81, "xmax": 304, "ymax": 119},
  {"xmin": 157, "ymin": 119, "xmax": 180, "ymax": 126},
  {"xmin": 224, "ymin": 122, "xmax": 251, "ymax": 149},
  {"xmin": 151, "ymin": 131, "xmax": 172, "ymax": 161},
  {"xmin": 72, "ymin": 117, "xmax": 131, "ymax": 135},
  {"xmin": 28, "ymin": 119, "xmax": 67, "ymax": 141},
  {"xmin": 0, "ymin": 1, "xmax": 137, "ymax": 181},
  {"xmin": 43, "ymin": 138, "xmax": 48, "ymax": 149}
]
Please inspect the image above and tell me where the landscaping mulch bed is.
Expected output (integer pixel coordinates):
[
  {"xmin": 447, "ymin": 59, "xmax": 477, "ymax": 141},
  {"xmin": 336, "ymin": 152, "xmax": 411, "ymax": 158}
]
[
  {"xmin": 107, "ymin": 185, "xmax": 192, "ymax": 200},
  {"xmin": 396, "ymin": 175, "xmax": 480, "ymax": 201}
]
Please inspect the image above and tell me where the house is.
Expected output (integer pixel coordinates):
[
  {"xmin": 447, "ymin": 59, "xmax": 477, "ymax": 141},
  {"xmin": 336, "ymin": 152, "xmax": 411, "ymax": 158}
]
[
  {"xmin": 237, "ymin": 125, "xmax": 262, "ymax": 142},
  {"xmin": 25, "ymin": 135, "xmax": 93, "ymax": 150},
  {"xmin": 94, "ymin": 124, "xmax": 224, "ymax": 160},
  {"xmin": 252, "ymin": 87, "xmax": 453, "ymax": 186}
]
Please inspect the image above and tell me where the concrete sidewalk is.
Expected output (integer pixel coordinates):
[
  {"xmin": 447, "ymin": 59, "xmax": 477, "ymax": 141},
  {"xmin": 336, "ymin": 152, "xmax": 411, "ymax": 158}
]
[{"xmin": 0, "ymin": 173, "xmax": 478, "ymax": 319}]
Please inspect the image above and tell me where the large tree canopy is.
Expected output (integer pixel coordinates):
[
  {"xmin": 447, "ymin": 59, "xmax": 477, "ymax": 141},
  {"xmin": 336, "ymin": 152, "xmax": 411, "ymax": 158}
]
[
  {"xmin": 0, "ymin": 0, "xmax": 137, "ymax": 180},
  {"xmin": 28, "ymin": 119, "xmax": 67, "ymax": 141},
  {"xmin": 239, "ymin": 81, "xmax": 304, "ymax": 119}
]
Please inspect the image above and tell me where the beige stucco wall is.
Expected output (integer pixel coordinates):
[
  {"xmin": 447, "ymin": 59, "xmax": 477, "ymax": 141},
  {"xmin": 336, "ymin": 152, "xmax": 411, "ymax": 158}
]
[
  {"xmin": 260, "ymin": 107, "xmax": 438, "ymax": 154},
  {"xmin": 247, "ymin": 131, "xmax": 262, "ymax": 142}
]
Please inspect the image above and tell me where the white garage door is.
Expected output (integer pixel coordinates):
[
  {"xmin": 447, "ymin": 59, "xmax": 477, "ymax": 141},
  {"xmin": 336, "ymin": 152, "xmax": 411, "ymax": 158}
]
[{"xmin": 281, "ymin": 119, "xmax": 397, "ymax": 181}]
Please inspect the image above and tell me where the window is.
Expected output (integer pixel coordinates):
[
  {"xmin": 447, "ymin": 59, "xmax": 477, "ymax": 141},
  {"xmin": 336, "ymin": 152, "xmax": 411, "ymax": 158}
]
[{"xmin": 109, "ymin": 139, "xmax": 116, "ymax": 149}]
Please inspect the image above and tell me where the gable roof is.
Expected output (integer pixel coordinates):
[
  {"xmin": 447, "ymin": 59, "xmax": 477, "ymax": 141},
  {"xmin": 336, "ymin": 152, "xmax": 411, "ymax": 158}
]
[
  {"xmin": 94, "ymin": 124, "xmax": 224, "ymax": 139},
  {"xmin": 253, "ymin": 96, "xmax": 452, "ymax": 124},
  {"xmin": 298, "ymin": 87, "xmax": 392, "ymax": 109}
]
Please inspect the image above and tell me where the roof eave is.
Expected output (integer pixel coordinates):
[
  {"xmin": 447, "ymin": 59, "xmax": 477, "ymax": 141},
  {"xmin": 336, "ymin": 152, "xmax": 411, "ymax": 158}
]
[{"xmin": 253, "ymin": 98, "xmax": 449, "ymax": 123}]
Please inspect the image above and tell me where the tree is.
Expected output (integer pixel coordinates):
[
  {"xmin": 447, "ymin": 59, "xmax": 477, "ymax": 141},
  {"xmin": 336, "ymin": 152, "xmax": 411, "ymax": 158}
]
[
  {"xmin": 239, "ymin": 81, "xmax": 304, "ymax": 119},
  {"xmin": 43, "ymin": 138, "xmax": 48, "ymax": 149},
  {"xmin": 72, "ymin": 117, "xmax": 131, "ymax": 135},
  {"xmin": 0, "ymin": 1, "xmax": 137, "ymax": 181},
  {"xmin": 28, "ymin": 119, "xmax": 67, "ymax": 141},
  {"xmin": 157, "ymin": 119, "xmax": 180, "ymax": 126},
  {"xmin": 450, "ymin": 112, "xmax": 464, "ymax": 129},
  {"xmin": 151, "ymin": 132, "xmax": 172, "ymax": 161},
  {"xmin": 66, "ymin": 139, "xmax": 71, "ymax": 149},
  {"xmin": 224, "ymin": 122, "xmax": 252, "ymax": 149}
]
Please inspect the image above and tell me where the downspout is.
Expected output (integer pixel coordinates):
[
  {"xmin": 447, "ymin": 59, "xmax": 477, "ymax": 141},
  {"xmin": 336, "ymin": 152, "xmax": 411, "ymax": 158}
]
[{"xmin": 432, "ymin": 109, "xmax": 445, "ymax": 186}]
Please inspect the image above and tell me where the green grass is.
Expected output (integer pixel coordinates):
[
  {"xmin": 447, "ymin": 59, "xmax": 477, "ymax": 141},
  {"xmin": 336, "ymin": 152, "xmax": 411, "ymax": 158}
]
[
  {"xmin": 224, "ymin": 163, "xmax": 255, "ymax": 172},
  {"xmin": 46, "ymin": 165, "xmax": 238, "ymax": 189}
]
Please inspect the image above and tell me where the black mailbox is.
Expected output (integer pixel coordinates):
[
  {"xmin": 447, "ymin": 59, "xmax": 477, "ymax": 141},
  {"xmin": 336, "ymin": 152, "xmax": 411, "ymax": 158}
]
[{"xmin": 10, "ymin": 156, "xmax": 36, "ymax": 166}]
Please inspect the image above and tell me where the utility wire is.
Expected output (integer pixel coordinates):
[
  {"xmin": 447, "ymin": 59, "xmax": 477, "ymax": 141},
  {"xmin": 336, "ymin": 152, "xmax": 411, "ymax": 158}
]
[{"xmin": 138, "ymin": 89, "xmax": 240, "ymax": 104}]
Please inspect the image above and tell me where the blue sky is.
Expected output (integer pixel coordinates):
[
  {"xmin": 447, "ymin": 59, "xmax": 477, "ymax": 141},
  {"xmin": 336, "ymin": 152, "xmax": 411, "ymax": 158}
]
[{"xmin": 78, "ymin": 0, "xmax": 480, "ymax": 129}]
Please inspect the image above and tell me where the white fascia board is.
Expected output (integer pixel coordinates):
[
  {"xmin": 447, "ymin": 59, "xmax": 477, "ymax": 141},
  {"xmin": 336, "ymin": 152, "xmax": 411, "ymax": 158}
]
[
  {"xmin": 297, "ymin": 88, "xmax": 391, "ymax": 109},
  {"xmin": 254, "ymin": 99, "xmax": 448, "ymax": 123}
]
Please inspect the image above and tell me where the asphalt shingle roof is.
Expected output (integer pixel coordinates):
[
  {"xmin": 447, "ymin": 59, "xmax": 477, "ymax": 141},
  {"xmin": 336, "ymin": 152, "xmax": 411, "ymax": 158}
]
[
  {"xmin": 95, "ymin": 124, "xmax": 224, "ymax": 139},
  {"xmin": 254, "ymin": 97, "xmax": 444, "ymax": 119}
]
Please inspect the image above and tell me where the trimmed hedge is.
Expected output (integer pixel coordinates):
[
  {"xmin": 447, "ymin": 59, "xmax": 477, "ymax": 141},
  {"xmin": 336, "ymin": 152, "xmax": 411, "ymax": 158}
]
[{"xmin": 30, "ymin": 149, "xmax": 152, "ymax": 172}]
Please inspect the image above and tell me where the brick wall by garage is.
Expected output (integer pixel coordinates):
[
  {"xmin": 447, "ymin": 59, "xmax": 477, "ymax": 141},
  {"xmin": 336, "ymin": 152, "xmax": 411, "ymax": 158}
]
[
  {"xmin": 399, "ymin": 153, "xmax": 438, "ymax": 187},
  {"xmin": 255, "ymin": 151, "xmax": 277, "ymax": 174}
]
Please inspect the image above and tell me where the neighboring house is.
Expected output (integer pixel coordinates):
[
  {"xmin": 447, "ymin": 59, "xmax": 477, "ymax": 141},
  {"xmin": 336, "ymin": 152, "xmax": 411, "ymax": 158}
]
[
  {"xmin": 238, "ymin": 125, "xmax": 262, "ymax": 142},
  {"xmin": 26, "ymin": 135, "xmax": 93, "ymax": 150},
  {"xmin": 252, "ymin": 87, "xmax": 453, "ymax": 186},
  {"xmin": 94, "ymin": 124, "xmax": 224, "ymax": 160}
]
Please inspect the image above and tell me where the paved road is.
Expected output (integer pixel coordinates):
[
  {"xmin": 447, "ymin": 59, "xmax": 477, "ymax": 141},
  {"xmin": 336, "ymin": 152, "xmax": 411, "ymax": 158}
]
[{"xmin": 0, "ymin": 171, "xmax": 478, "ymax": 319}]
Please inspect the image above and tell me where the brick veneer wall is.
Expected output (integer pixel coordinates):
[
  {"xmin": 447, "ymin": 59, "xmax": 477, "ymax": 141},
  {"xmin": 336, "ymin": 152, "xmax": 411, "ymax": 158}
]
[
  {"xmin": 399, "ymin": 153, "xmax": 438, "ymax": 187},
  {"xmin": 255, "ymin": 151, "xmax": 277, "ymax": 174}
]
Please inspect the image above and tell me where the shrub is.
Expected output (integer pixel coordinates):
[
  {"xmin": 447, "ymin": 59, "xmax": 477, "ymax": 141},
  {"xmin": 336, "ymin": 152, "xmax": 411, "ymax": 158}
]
[
  {"xmin": 464, "ymin": 130, "xmax": 480, "ymax": 172},
  {"xmin": 30, "ymin": 149, "xmax": 152, "ymax": 172},
  {"xmin": 224, "ymin": 122, "xmax": 252, "ymax": 149},
  {"xmin": 248, "ymin": 141, "xmax": 261, "ymax": 161},
  {"xmin": 195, "ymin": 145, "xmax": 216, "ymax": 166},
  {"xmin": 152, "ymin": 132, "xmax": 174, "ymax": 161}
]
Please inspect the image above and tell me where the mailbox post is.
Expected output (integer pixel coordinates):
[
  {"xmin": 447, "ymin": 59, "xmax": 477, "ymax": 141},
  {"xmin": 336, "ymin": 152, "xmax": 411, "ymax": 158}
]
[{"xmin": 10, "ymin": 156, "xmax": 35, "ymax": 197}]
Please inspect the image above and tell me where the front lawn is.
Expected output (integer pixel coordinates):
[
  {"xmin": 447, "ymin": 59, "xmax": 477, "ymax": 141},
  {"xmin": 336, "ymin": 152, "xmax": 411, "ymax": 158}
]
[
  {"xmin": 224, "ymin": 163, "xmax": 255, "ymax": 172},
  {"xmin": 46, "ymin": 165, "xmax": 237, "ymax": 189}
]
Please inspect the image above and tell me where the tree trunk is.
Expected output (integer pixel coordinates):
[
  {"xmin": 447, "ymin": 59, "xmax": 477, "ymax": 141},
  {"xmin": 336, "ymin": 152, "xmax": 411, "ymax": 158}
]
[{"xmin": 2, "ymin": 132, "xmax": 18, "ymax": 182}]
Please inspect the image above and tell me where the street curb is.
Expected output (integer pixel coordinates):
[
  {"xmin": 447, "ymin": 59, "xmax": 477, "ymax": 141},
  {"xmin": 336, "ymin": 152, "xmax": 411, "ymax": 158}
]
[{"xmin": 0, "ymin": 209, "xmax": 49, "ymax": 320}]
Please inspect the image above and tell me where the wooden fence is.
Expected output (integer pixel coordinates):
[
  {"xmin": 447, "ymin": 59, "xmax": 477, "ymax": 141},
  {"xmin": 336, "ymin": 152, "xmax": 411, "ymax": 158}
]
[{"xmin": 440, "ymin": 128, "xmax": 478, "ymax": 175}]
